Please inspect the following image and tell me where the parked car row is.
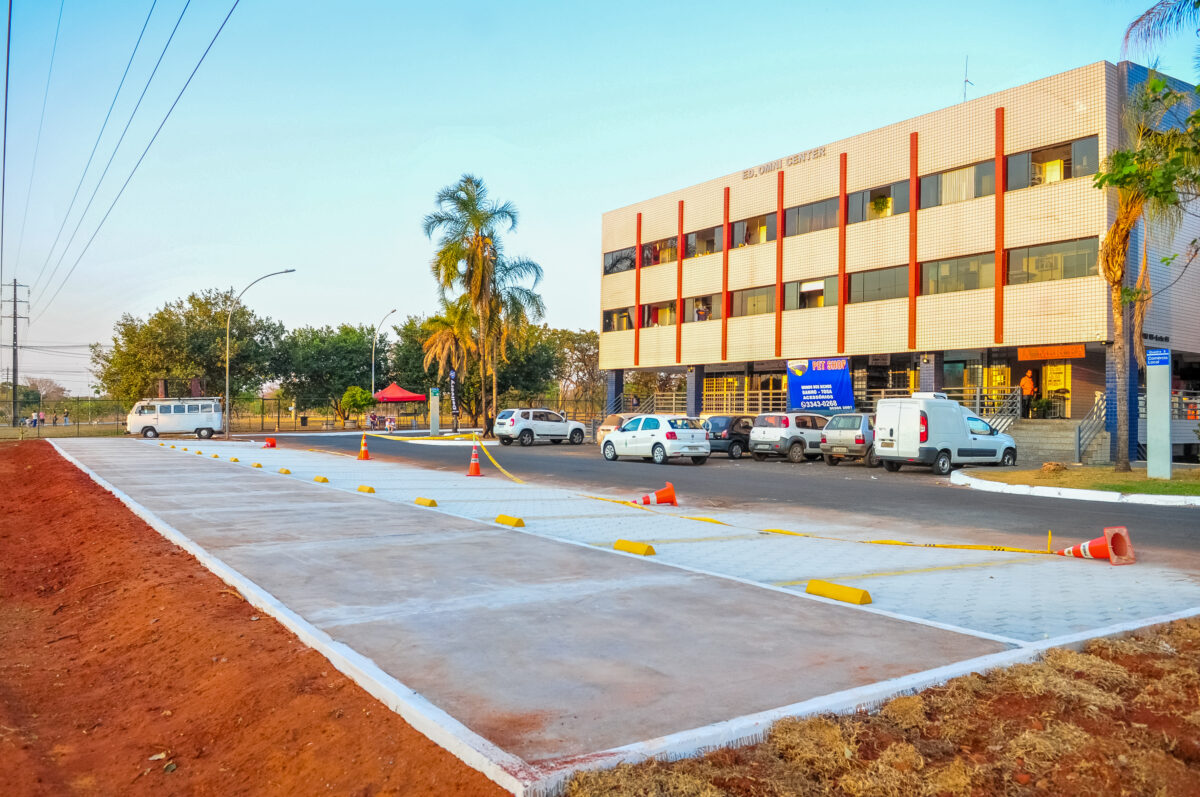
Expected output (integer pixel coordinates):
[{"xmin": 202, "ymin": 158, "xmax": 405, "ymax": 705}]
[{"xmin": 590, "ymin": 393, "xmax": 1018, "ymax": 473}]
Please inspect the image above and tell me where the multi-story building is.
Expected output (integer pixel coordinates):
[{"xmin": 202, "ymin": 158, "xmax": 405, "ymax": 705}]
[{"xmin": 599, "ymin": 61, "xmax": 1200, "ymax": 461}]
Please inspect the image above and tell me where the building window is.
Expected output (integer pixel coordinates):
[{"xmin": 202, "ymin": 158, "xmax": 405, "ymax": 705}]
[
  {"xmin": 920, "ymin": 163, "xmax": 995, "ymax": 209},
  {"xmin": 1007, "ymin": 237, "xmax": 1099, "ymax": 285},
  {"xmin": 685, "ymin": 226, "xmax": 723, "ymax": 258},
  {"xmin": 602, "ymin": 307, "xmax": 635, "ymax": 331},
  {"xmin": 683, "ymin": 294, "xmax": 720, "ymax": 322},
  {"xmin": 641, "ymin": 301, "xmax": 676, "ymax": 327},
  {"xmin": 848, "ymin": 265, "xmax": 908, "ymax": 303},
  {"xmin": 783, "ymin": 198, "xmax": 839, "ymax": 236},
  {"xmin": 847, "ymin": 182, "xmax": 909, "ymax": 224},
  {"xmin": 1007, "ymin": 136, "xmax": 1098, "ymax": 192},
  {"xmin": 730, "ymin": 286, "xmax": 775, "ymax": 317},
  {"xmin": 603, "ymin": 247, "xmax": 636, "ymax": 274},
  {"xmin": 921, "ymin": 252, "xmax": 995, "ymax": 295},
  {"xmin": 974, "ymin": 161, "xmax": 995, "ymax": 197},
  {"xmin": 641, "ymin": 236, "xmax": 678, "ymax": 266},
  {"xmin": 731, "ymin": 213, "xmax": 776, "ymax": 248},
  {"xmin": 783, "ymin": 277, "xmax": 835, "ymax": 310},
  {"xmin": 920, "ymin": 174, "xmax": 940, "ymax": 209}
]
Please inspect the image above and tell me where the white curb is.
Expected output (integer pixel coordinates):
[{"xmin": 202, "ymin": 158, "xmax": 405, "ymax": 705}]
[{"xmin": 950, "ymin": 468, "xmax": 1200, "ymax": 507}]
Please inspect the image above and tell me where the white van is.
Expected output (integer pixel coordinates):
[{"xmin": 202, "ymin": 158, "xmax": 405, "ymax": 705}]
[
  {"xmin": 874, "ymin": 392, "xmax": 1017, "ymax": 475},
  {"xmin": 127, "ymin": 398, "xmax": 224, "ymax": 439}
]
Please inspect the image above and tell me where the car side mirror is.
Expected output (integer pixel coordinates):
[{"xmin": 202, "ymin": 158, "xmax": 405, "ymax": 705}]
[{"xmin": 990, "ymin": 428, "xmax": 997, "ymax": 436}]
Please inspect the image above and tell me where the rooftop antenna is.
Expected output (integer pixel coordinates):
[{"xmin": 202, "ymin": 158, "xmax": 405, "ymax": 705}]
[{"xmin": 963, "ymin": 56, "xmax": 974, "ymax": 103}]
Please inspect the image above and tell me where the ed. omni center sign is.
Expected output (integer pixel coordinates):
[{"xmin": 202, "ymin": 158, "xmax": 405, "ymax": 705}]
[{"xmin": 742, "ymin": 146, "xmax": 827, "ymax": 179}]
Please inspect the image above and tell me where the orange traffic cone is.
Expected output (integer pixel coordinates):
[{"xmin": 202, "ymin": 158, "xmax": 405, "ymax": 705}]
[
  {"xmin": 1056, "ymin": 526, "xmax": 1136, "ymax": 566},
  {"xmin": 262, "ymin": 437, "xmax": 277, "ymax": 448},
  {"xmin": 632, "ymin": 482, "xmax": 677, "ymax": 506},
  {"xmin": 357, "ymin": 433, "xmax": 371, "ymax": 461},
  {"xmin": 466, "ymin": 445, "xmax": 482, "ymax": 477}
]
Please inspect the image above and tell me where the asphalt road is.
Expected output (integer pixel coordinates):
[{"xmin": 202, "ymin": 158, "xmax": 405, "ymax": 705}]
[{"xmin": 272, "ymin": 433, "xmax": 1200, "ymax": 555}]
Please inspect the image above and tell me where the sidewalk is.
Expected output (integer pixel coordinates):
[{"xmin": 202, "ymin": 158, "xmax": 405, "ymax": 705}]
[{"xmin": 51, "ymin": 439, "xmax": 1200, "ymax": 795}]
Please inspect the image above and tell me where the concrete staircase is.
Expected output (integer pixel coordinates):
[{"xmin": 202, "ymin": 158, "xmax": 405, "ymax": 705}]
[{"xmin": 1006, "ymin": 419, "xmax": 1111, "ymax": 466}]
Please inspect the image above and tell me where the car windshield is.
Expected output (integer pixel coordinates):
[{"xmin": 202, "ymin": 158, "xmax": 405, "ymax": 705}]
[
  {"xmin": 497, "ymin": 410, "xmax": 514, "ymax": 420},
  {"xmin": 668, "ymin": 418, "xmax": 703, "ymax": 430},
  {"xmin": 825, "ymin": 415, "xmax": 861, "ymax": 430},
  {"xmin": 753, "ymin": 414, "xmax": 787, "ymax": 428},
  {"xmin": 704, "ymin": 417, "xmax": 729, "ymax": 431}
]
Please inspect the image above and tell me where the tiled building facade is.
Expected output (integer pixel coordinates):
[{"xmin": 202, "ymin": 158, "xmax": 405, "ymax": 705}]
[{"xmin": 599, "ymin": 61, "xmax": 1200, "ymax": 458}]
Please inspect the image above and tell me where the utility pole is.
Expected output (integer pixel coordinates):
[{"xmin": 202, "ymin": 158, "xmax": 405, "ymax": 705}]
[{"xmin": 2, "ymin": 279, "xmax": 27, "ymax": 425}]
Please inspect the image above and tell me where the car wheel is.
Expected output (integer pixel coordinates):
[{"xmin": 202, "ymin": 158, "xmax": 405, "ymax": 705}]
[
  {"xmin": 569, "ymin": 429, "xmax": 584, "ymax": 445},
  {"xmin": 1001, "ymin": 448, "xmax": 1017, "ymax": 467},
  {"xmin": 727, "ymin": 441, "xmax": 744, "ymax": 459},
  {"xmin": 786, "ymin": 442, "xmax": 805, "ymax": 463},
  {"xmin": 499, "ymin": 437, "xmax": 512, "ymax": 446},
  {"xmin": 751, "ymin": 453, "xmax": 767, "ymax": 462},
  {"xmin": 551, "ymin": 439, "xmax": 562, "ymax": 444},
  {"xmin": 823, "ymin": 454, "xmax": 839, "ymax": 466},
  {"xmin": 602, "ymin": 441, "xmax": 618, "ymax": 461},
  {"xmin": 932, "ymin": 450, "xmax": 953, "ymax": 476},
  {"xmin": 518, "ymin": 429, "xmax": 534, "ymax": 447},
  {"xmin": 652, "ymin": 444, "xmax": 668, "ymax": 465},
  {"xmin": 865, "ymin": 446, "xmax": 882, "ymax": 468},
  {"xmin": 142, "ymin": 427, "xmax": 158, "ymax": 438},
  {"xmin": 883, "ymin": 460, "xmax": 902, "ymax": 472},
  {"xmin": 691, "ymin": 456, "xmax": 708, "ymax": 465},
  {"xmin": 198, "ymin": 427, "xmax": 213, "ymax": 439}
]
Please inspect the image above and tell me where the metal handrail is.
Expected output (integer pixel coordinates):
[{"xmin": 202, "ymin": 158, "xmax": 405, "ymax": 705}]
[{"xmin": 1074, "ymin": 393, "xmax": 1107, "ymax": 464}]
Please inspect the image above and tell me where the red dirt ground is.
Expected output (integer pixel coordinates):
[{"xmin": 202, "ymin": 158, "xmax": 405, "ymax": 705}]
[{"xmin": 0, "ymin": 440, "xmax": 507, "ymax": 797}]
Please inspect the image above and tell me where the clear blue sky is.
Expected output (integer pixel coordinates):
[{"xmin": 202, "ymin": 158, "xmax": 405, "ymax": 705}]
[{"xmin": 1, "ymin": 0, "xmax": 1194, "ymax": 392}]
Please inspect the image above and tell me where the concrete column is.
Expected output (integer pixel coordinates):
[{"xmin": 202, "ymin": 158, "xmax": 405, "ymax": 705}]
[
  {"xmin": 686, "ymin": 365, "xmax": 705, "ymax": 417},
  {"xmin": 605, "ymin": 369, "xmax": 624, "ymax": 412},
  {"xmin": 918, "ymin": 352, "xmax": 944, "ymax": 392}
]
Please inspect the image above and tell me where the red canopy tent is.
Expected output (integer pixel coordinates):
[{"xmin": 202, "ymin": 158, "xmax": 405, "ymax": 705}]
[{"xmin": 373, "ymin": 382, "xmax": 426, "ymax": 402}]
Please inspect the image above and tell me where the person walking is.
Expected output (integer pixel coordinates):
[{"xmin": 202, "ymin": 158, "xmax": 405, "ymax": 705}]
[
  {"xmin": 38, "ymin": 410, "xmax": 46, "ymax": 426},
  {"xmin": 1020, "ymin": 370, "xmax": 1037, "ymax": 418},
  {"xmin": 63, "ymin": 410, "xmax": 70, "ymax": 426},
  {"xmin": 53, "ymin": 413, "xmax": 59, "ymax": 426}
]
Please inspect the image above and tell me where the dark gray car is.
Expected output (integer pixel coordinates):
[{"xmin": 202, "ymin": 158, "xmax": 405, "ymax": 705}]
[{"xmin": 702, "ymin": 415, "xmax": 753, "ymax": 459}]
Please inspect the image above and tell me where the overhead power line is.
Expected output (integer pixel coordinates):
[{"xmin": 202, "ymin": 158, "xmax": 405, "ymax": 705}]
[
  {"xmin": 33, "ymin": 0, "xmax": 189, "ymax": 300},
  {"xmin": 1, "ymin": 0, "xmax": 11, "ymax": 290},
  {"xmin": 27, "ymin": 0, "xmax": 158, "ymax": 295},
  {"xmin": 32, "ymin": 0, "xmax": 242, "ymax": 323},
  {"xmin": 13, "ymin": 0, "xmax": 65, "ymax": 276}
]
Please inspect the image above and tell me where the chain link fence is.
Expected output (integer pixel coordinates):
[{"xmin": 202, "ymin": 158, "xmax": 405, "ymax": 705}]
[{"xmin": 0, "ymin": 397, "xmax": 131, "ymax": 440}]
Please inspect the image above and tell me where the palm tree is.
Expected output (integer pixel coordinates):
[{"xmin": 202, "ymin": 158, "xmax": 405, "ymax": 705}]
[
  {"xmin": 422, "ymin": 297, "xmax": 477, "ymax": 433},
  {"xmin": 485, "ymin": 251, "xmax": 546, "ymax": 411},
  {"xmin": 1095, "ymin": 78, "xmax": 1195, "ymax": 471},
  {"xmin": 1124, "ymin": 1, "xmax": 1200, "ymax": 60},
  {"xmin": 423, "ymin": 175, "xmax": 517, "ymax": 427},
  {"xmin": 422, "ymin": 175, "xmax": 543, "ymax": 433}
]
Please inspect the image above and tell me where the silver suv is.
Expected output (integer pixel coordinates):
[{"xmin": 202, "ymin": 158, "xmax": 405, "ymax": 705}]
[
  {"xmin": 496, "ymin": 408, "xmax": 586, "ymax": 446},
  {"xmin": 748, "ymin": 412, "xmax": 828, "ymax": 462}
]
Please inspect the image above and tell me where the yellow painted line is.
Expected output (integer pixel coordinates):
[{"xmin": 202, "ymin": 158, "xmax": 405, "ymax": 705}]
[
  {"xmin": 864, "ymin": 539, "xmax": 1053, "ymax": 555},
  {"xmin": 308, "ymin": 447, "xmax": 356, "ymax": 458},
  {"xmin": 680, "ymin": 516, "xmax": 727, "ymax": 525},
  {"xmin": 614, "ymin": 539, "xmax": 656, "ymax": 556},
  {"xmin": 772, "ymin": 557, "xmax": 1028, "ymax": 587},
  {"xmin": 357, "ymin": 485, "xmax": 376, "ymax": 494},
  {"xmin": 806, "ymin": 579, "xmax": 871, "ymax": 605},
  {"xmin": 599, "ymin": 533, "xmax": 761, "ymax": 546},
  {"xmin": 762, "ymin": 528, "xmax": 813, "ymax": 538},
  {"xmin": 495, "ymin": 514, "xmax": 525, "ymax": 527},
  {"xmin": 313, "ymin": 475, "xmax": 329, "ymax": 483},
  {"xmin": 471, "ymin": 435, "xmax": 526, "ymax": 484},
  {"xmin": 415, "ymin": 497, "xmax": 438, "ymax": 507}
]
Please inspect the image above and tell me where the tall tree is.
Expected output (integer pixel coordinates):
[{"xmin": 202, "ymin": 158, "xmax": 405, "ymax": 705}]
[
  {"xmin": 422, "ymin": 175, "xmax": 542, "ymax": 428},
  {"xmin": 277, "ymin": 324, "xmax": 376, "ymax": 422},
  {"xmin": 1125, "ymin": 1, "xmax": 1200, "ymax": 65},
  {"xmin": 90, "ymin": 289, "xmax": 283, "ymax": 404},
  {"xmin": 486, "ymin": 253, "xmax": 545, "ymax": 415}
]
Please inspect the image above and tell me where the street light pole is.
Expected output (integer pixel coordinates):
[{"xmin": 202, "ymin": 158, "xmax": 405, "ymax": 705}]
[
  {"xmin": 225, "ymin": 268, "xmax": 295, "ymax": 439},
  {"xmin": 371, "ymin": 308, "xmax": 396, "ymax": 397}
]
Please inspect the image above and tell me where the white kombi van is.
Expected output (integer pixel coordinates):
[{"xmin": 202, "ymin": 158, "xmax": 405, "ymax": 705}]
[
  {"xmin": 126, "ymin": 398, "xmax": 224, "ymax": 439},
  {"xmin": 874, "ymin": 392, "xmax": 1017, "ymax": 475}
]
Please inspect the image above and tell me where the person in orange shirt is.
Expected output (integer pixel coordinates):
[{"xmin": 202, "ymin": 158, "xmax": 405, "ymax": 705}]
[{"xmin": 1020, "ymin": 370, "xmax": 1036, "ymax": 418}]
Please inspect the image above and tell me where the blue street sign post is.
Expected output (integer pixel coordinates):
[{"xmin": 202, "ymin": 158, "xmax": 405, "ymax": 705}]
[{"xmin": 1146, "ymin": 348, "xmax": 1171, "ymax": 480}]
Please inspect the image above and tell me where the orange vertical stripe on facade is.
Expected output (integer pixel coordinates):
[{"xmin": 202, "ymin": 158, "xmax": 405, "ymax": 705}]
[
  {"xmin": 775, "ymin": 171, "xmax": 784, "ymax": 358},
  {"xmin": 634, "ymin": 212, "xmax": 642, "ymax": 366},
  {"xmin": 721, "ymin": 186, "xmax": 730, "ymax": 361},
  {"xmin": 837, "ymin": 153, "xmax": 847, "ymax": 354},
  {"xmin": 676, "ymin": 200, "xmax": 684, "ymax": 363},
  {"xmin": 994, "ymin": 107, "xmax": 1005, "ymax": 345},
  {"xmin": 908, "ymin": 132, "xmax": 918, "ymax": 350}
]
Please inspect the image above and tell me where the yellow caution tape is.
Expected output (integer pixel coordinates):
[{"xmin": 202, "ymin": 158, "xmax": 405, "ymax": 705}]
[{"xmin": 470, "ymin": 435, "xmax": 525, "ymax": 484}]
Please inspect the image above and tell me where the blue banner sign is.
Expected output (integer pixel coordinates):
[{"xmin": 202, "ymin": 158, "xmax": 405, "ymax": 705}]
[
  {"xmin": 1146, "ymin": 348, "xmax": 1170, "ymax": 368},
  {"xmin": 786, "ymin": 357, "xmax": 854, "ymax": 412}
]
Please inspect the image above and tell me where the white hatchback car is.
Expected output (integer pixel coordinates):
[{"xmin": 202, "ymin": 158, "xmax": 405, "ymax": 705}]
[
  {"xmin": 496, "ymin": 408, "xmax": 586, "ymax": 446},
  {"xmin": 600, "ymin": 414, "xmax": 710, "ymax": 465}
]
